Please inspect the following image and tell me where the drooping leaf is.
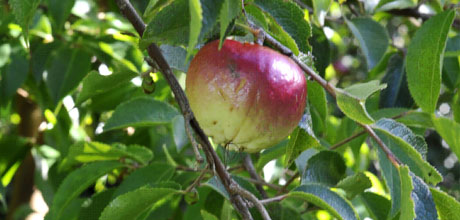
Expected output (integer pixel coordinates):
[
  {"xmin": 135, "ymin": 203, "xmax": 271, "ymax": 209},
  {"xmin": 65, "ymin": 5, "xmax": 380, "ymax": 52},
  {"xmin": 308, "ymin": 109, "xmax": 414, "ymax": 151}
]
[
  {"xmin": 336, "ymin": 172, "xmax": 372, "ymax": 199},
  {"xmin": 360, "ymin": 192, "xmax": 391, "ymax": 220},
  {"xmin": 410, "ymin": 172, "xmax": 438, "ymax": 220},
  {"xmin": 8, "ymin": 0, "xmax": 41, "ymax": 43},
  {"xmin": 302, "ymin": 151, "xmax": 346, "ymax": 186},
  {"xmin": 312, "ymin": 0, "xmax": 332, "ymax": 26},
  {"xmin": 399, "ymin": 165, "xmax": 415, "ymax": 220},
  {"xmin": 373, "ymin": 118, "xmax": 442, "ymax": 184},
  {"xmin": 430, "ymin": 187, "xmax": 460, "ymax": 220},
  {"xmin": 46, "ymin": 47, "xmax": 91, "ymax": 104},
  {"xmin": 285, "ymin": 119, "xmax": 319, "ymax": 168},
  {"xmin": 346, "ymin": 17, "xmax": 389, "ymax": 70},
  {"xmin": 218, "ymin": 0, "xmax": 241, "ymax": 48},
  {"xmin": 0, "ymin": 53, "xmax": 29, "ymax": 102},
  {"xmin": 160, "ymin": 44, "xmax": 191, "ymax": 73},
  {"xmin": 432, "ymin": 116, "xmax": 460, "ymax": 162},
  {"xmin": 375, "ymin": 0, "xmax": 417, "ymax": 11},
  {"xmin": 254, "ymin": 0, "xmax": 311, "ymax": 53},
  {"xmin": 380, "ymin": 53, "xmax": 414, "ymax": 108},
  {"xmin": 187, "ymin": 0, "xmax": 202, "ymax": 60},
  {"xmin": 48, "ymin": 161, "xmax": 125, "ymax": 220},
  {"xmin": 336, "ymin": 80, "xmax": 387, "ymax": 124},
  {"xmin": 47, "ymin": 0, "xmax": 75, "ymax": 31},
  {"xmin": 99, "ymin": 187, "xmax": 179, "ymax": 220},
  {"xmin": 60, "ymin": 142, "xmax": 153, "ymax": 169},
  {"xmin": 406, "ymin": 10, "xmax": 455, "ymax": 113},
  {"xmin": 104, "ymin": 96, "xmax": 180, "ymax": 131},
  {"xmin": 76, "ymin": 67, "xmax": 138, "ymax": 105},
  {"xmin": 291, "ymin": 184, "xmax": 359, "ymax": 220},
  {"xmin": 112, "ymin": 162, "xmax": 175, "ymax": 198}
]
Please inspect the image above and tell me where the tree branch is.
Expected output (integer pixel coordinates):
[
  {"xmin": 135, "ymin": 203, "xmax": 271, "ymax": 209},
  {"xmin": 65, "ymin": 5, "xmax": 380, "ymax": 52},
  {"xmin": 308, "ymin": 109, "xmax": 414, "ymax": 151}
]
[
  {"xmin": 229, "ymin": 183, "xmax": 272, "ymax": 220},
  {"xmin": 243, "ymin": 154, "xmax": 268, "ymax": 198},
  {"xmin": 114, "ymin": 1, "xmax": 254, "ymax": 219}
]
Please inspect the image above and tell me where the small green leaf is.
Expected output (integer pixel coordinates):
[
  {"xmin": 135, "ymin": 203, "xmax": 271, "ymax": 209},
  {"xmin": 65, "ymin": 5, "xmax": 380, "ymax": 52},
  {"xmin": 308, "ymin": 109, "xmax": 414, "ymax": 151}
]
[
  {"xmin": 104, "ymin": 97, "xmax": 180, "ymax": 131},
  {"xmin": 336, "ymin": 172, "xmax": 372, "ymax": 199},
  {"xmin": 291, "ymin": 184, "xmax": 359, "ymax": 220},
  {"xmin": 201, "ymin": 210, "xmax": 219, "ymax": 220},
  {"xmin": 346, "ymin": 18, "xmax": 389, "ymax": 70},
  {"xmin": 256, "ymin": 140, "xmax": 287, "ymax": 171},
  {"xmin": 254, "ymin": 0, "xmax": 311, "ymax": 53},
  {"xmin": 336, "ymin": 80, "xmax": 387, "ymax": 124},
  {"xmin": 141, "ymin": 0, "xmax": 189, "ymax": 48},
  {"xmin": 187, "ymin": 0, "xmax": 202, "ymax": 60},
  {"xmin": 360, "ymin": 192, "xmax": 390, "ymax": 220},
  {"xmin": 312, "ymin": 0, "xmax": 332, "ymax": 26},
  {"xmin": 99, "ymin": 187, "xmax": 179, "ymax": 220},
  {"xmin": 47, "ymin": 0, "xmax": 75, "ymax": 31},
  {"xmin": 1, "ymin": 53, "xmax": 29, "ymax": 102},
  {"xmin": 285, "ymin": 122, "xmax": 319, "ymax": 167},
  {"xmin": 307, "ymin": 81, "xmax": 327, "ymax": 127},
  {"xmin": 112, "ymin": 162, "xmax": 175, "ymax": 198},
  {"xmin": 8, "ymin": 0, "xmax": 41, "ymax": 43},
  {"xmin": 48, "ymin": 161, "xmax": 125, "ymax": 220},
  {"xmin": 160, "ymin": 45, "xmax": 190, "ymax": 72},
  {"xmin": 219, "ymin": 0, "xmax": 241, "ymax": 49},
  {"xmin": 302, "ymin": 151, "xmax": 346, "ymax": 186},
  {"xmin": 46, "ymin": 47, "xmax": 92, "ymax": 104},
  {"xmin": 396, "ymin": 111, "xmax": 434, "ymax": 128},
  {"xmin": 373, "ymin": 118, "xmax": 442, "ymax": 185},
  {"xmin": 430, "ymin": 187, "xmax": 460, "ymax": 220},
  {"xmin": 406, "ymin": 10, "xmax": 455, "ymax": 113},
  {"xmin": 76, "ymin": 67, "xmax": 138, "ymax": 105},
  {"xmin": 78, "ymin": 189, "xmax": 116, "ymax": 220},
  {"xmin": 380, "ymin": 54, "xmax": 414, "ymax": 108},
  {"xmin": 432, "ymin": 116, "xmax": 460, "ymax": 162},
  {"xmin": 375, "ymin": 0, "xmax": 417, "ymax": 11},
  {"xmin": 399, "ymin": 165, "xmax": 415, "ymax": 220}
]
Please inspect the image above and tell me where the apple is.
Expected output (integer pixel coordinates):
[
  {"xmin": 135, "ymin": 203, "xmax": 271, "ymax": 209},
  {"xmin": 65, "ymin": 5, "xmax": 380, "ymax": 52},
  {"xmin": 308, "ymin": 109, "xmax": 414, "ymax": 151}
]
[{"xmin": 186, "ymin": 40, "xmax": 307, "ymax": 153}]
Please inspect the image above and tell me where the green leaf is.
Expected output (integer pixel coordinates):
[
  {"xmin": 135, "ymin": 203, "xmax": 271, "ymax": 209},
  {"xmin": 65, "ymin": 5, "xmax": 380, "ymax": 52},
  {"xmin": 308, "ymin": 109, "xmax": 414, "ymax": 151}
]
[
  {"xmin": 399, "ymin": 165, "xmax": 415, "ymax": 220},
  {"xmin": 430, "ymin": 187, "xmax": 460, "ymax": 220},
  {"xmin": 360, "ymin": 192, "xmax": 390, "ymax": 220},
  {"xmin": 218, "ymin": 0, "xmax": 241, "ymax": 49},
  {"xmin": 291, "ymin": 184, "xmax": 359, "ymax": 220},
  {"xmin": 373, "ymin": 118, "xmax": 442, "ymax": 184},
  {"xmin": 47, "ymin": 0, "xmax": 75, "ymax": 31},
  {"xmin": 432, "ymin": 116, "xmax": 460, "ymax": 161},
  {"xmin": 48, "ymin": 161, "xmax": 125, "ymax": 220},
  {"xmin": 312, "ymin": 0, "xmax": 332, "ymax": 26},
  {"xmin": 442, "ymin": 56, "xmax": 460, "ymax": 90},
  {"xmin": 201, "ymin": 210, "xmax": 219, "ymax": 220},
  {"xmin": 410, "ymin": 172, "xmax": 438, "ymax": 220},
  {"xmin": 406, "ymin": 10, "xmax": 455, "ymax": 113},
  {"xmin": 112, "ymin": 162, "xmax": 175, "ymax": 198},
  {"xmin": 104, "ymin": 96, "xmax": 180, "ymax": 131},
  {"xmin": 30, "ymin": 41, "xmax": 61, "ymax": 81},
  {"xmin": 336, "ymin": 80, "xmax": 387, "ymax": 124},
  {"xmin": 254, "ymin": 0, "xmax": 311, "ymax": 53},
  {"xmin": 76, "ymin": 67, "xmax": 138, "ymax": 105},
  {"xmin": 1, "ymin": 53, "xmax": 29, "ymax": 102},
  {"xmin": 99, "ymin": 187, "xmax": 179, "ymax": 220},
  {"xmin": 187, "ymin": 0, "xmax": 202, "ymax": 60},
  {"xmin": 445, "ymin": 35, "xmax": 460, "ymax": 57},
  {"xmin": 141, "ymin": 0, "xmax": 189, "ymax": 48},
  {"xmin": 256, "ymin": 140, "xmax": 286, "ymax": 171},
  {"xmin": 160, "ymin": 45, "xmax": 190, "ymax": 72},
  {"xmin": 302, "ymin": 151, "xmax": 345, "ymax": 186},
  {"xmin": 60, "ymin": 142, "xmax": 153, "ymax": 169},
  {"xmin": 307, "ymin": 81, "xmax": 327, "ymax": 127},
  {"xmin": 375, "ymin": 0, "xmax": 417, "ymax": 11},
  {"xmin": 295, "ymin": 148, "xmax": 318, "ymax": 177},
  {"xmin": 380, "ymin": 54, "xmax": 413, "ymax": 108},
  {"xmin": 309, "ymin": 26, "xmax": 331, "ymax": 77},
  {"xmin": 46, "ymin": 47, "xmax": 91, "ymax": 104},
  {"xmin": 336, "ymin": 172, "xmax": 372, "ymax": 199},
  {"xmin": 346, "ymin": 18, "xmax": 389, "ymax": 70},
  {"xmin": 78, "ymin": 189, "xmax": 115, "ymax": 220},
  {"xmin": 8, "ymin": 0, "xmax": 41, "ymax": 43},
  {"xmin": 0, "ymin": 44, "xmax": 11, "ymax": 68},
  {"xmin": 396, "ymin": 111, "xmax": 434, "ymax": 128},
  {"xmin": 285, "ymin": 123, "xmax": 319, "ymax": 167}
]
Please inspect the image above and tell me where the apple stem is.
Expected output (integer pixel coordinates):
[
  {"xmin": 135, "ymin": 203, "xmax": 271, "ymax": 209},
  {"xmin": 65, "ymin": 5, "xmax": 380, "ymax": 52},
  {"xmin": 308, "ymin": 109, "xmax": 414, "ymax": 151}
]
[{"xmin": 115, "ymin": 1, "xmax": 254, "ymax": 219}]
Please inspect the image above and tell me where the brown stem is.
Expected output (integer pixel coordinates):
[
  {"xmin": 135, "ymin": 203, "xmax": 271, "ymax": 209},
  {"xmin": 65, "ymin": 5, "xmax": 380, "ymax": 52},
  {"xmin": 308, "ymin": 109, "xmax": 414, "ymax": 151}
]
[
  {"xmin": 243, "ymin": 154, "xmax": 268, "ymax": 198},
  {"xmin": 330, "ymin": 131, "xmax": 366, "ymax": 150},
  {"xmin": 114, "ymin": 1, "xmax": 253, "ymax": 219},
  {"xmin": 259, "ymin": 194, "xmax": 288, "ymax": 205},
  {"xmin": 229, "ymin": 183, "xmax": 271, "ymax": 220}
]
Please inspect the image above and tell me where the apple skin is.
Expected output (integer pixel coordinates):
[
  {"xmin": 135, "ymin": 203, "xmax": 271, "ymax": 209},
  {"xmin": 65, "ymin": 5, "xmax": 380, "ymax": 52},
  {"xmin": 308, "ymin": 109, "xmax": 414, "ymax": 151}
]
[{"xmin": 186, "ymin": 40, "xmax": 307, "ymax": 153}]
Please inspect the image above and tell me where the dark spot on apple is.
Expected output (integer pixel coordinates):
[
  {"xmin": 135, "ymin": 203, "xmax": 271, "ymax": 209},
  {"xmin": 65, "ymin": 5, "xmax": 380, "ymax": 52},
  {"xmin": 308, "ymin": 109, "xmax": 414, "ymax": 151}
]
[
  {"xmin": 228, "ymin": 61, "xmax": 240, "ymax": 78},
  {"xmin": 229, "ymin": 106, "xmax": 234, "ymax": 112},
  {"xmin": 212, "ymin": 121, "xmax": 217, "ymax": 125}
]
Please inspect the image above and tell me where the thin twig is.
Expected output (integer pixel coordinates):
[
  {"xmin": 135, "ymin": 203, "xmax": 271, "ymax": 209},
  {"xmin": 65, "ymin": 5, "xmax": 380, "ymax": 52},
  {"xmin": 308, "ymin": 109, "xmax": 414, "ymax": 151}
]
[
  {"xmin": 230, "ymin": 183, "xmax": 272, "ymax": 220},
  {"xmin": 330, "ymin": 131, "xmax": 366, "ymax": 150},
  {"xmin": 115, "ymin": 1, "xmax": 253, "ymax": 219},
  {"xmin": 362, "ymin": 125, "xmax": 401, "ymax": 168},
  {"xmin": 243, "ymin": 154, "xmax": 268, "ymax": 198},
  {"xmin": 259, "ymin": 194, "xmax": 288, "ymax": 205},
  {"xmin": 185, "ymin": 165, "xmax": 209, "ymax": 193}
]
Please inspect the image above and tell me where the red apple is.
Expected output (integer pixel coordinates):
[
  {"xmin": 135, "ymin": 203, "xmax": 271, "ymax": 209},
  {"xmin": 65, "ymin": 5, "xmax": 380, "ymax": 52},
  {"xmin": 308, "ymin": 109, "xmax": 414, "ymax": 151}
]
[{"xmin": 186, "ymin": 40, "xmax": 307, "ymax": 153}]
